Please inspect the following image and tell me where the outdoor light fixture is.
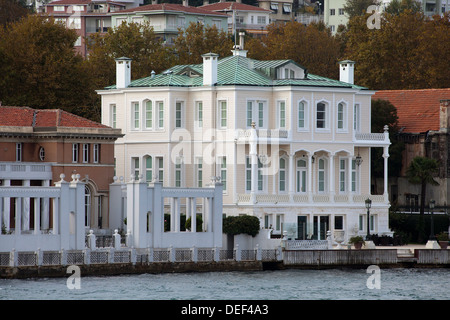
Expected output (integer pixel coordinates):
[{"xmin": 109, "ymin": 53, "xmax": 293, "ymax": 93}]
[
  {"xmin": 365, "ymin": 198, "xmax": 372, "ymax": 240},
  {"xmin": 355, "ymin": 148, "xmax": 363, "ymax": 166}
]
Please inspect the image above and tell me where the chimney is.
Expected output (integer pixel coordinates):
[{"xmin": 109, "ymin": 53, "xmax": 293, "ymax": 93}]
[
  {"xmin": 183, "ymin": 0, "xmax": 188, "ymax": 6},
  {"xmin": 152, "ymin": 0, "xmax": 157, "ymax": 4},
  {"xmin": 203, "ymin": 0, "xmax": 209, "ymax": 5},
  {"xmin": 440, "ymin": 99, "xmax": 450, "ymax": 132},
  {"xmin": 115, "ymin": 57, "xmax": 132, "ymax": 89},
  {"xmin": 231, "ymin": 32, "xmax": 248, "ymax": 57},
  {"xmin": 338, "ymin": 60, "xmax": 355, "ymax": 84},
  {"xmin": 202, "ymin": 52, "xmax": 219, "ymax": 86}
]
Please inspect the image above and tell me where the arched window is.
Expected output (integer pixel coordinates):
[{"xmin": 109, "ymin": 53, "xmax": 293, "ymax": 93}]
[
  {"xmin": 318, "ymin": 158, "xmax": 326, "ymax": 192},
  {"xmin": 279, "ymin": 157, "xmax": 286, "ymax": 192},
  {"xmin": 296, "ymin": 159, "xmax": 307, "ymax": 193},
  {"xmin": 316, "ymin": 102, "xmax": 327, "ymax": 129},
  {"xmin": 145, "ymin": 156, "xmax": 153, "ymax": 182}
]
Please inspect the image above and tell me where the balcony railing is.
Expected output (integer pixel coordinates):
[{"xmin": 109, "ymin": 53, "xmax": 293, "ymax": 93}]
[
  {"xmin": 237, "ymin": 193, "xmax": 386, "ymax": 205},
  {"xmin": 0, "ymin": 162, "xmax": 53, "ymax": 180},
  {"xmin": 237, "ymin": 129, "xmax": 289, "ymax": 140}
]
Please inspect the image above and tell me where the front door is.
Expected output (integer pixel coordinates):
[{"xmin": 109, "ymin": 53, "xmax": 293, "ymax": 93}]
[{"xmin": 313, "ymin": 216, "xmax": 329, "ymax": 240}]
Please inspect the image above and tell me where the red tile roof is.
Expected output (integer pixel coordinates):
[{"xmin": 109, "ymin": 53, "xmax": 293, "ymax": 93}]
[
  {"xmin": 114, "ymin": 3, "xmax": 228, "ymax": 16},
  {"xmin": 0, "ymin": 106, "xmax": 110, "ymax": 129},
  {"xmin": 200, "ymin": 1, "xmax": 271, "ymax": 12},
  {"xmin": 373, "ymin": 89, "xmax": 450, "ymax": 133}
]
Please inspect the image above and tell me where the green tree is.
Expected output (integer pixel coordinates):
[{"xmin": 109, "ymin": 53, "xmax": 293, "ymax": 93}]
[
  {"xmin": 173, "ymin": 22, "xmax": 233, "ymax": 65},
  {"xmin": 0, "ymin": 15, "xmax": 92, "ymax": 116},
  {"xmin": 406, "ymin": 156, "xmax": 439, "ymax": 242}
]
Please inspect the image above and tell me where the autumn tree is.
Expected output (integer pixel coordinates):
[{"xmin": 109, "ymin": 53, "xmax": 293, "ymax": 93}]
[
  {"xmin": 246, "ymin": 21, "xmax": 343, "ymax": 79},
  {"xmin": 384, "ymin": 0, "xmax": 422, "ymax": 15},
  {"xmin": 0, "ymin": 15, "xmax": 92, "ymax": 115},
  {"xmin": 0, "ymin": 0, "xmax": 29, "ymax": 26},
  {"xmin": 345, "ymin": 11, "xmax": 450, "ymax": 90},
  {"xmin": 173, "ymin": 22, "xmax": 233, "ymax": 65},
  {"xmin": 343, "ymin": 0, "xmax": 379, "ymax": 18}
]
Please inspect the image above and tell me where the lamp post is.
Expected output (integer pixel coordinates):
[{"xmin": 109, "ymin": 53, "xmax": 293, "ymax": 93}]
[
  {"xmin": 429, "ymin": 199, "xmax": 435, "ymax": 240},
  {"xmin": 365, "ymin": 198, "xmax": 372, "ymax": 241}
]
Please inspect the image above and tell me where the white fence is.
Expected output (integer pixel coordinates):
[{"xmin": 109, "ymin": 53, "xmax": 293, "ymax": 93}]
[{"xmin": 0, "ymin": 174, "xmax": 85, "ymax": 252}]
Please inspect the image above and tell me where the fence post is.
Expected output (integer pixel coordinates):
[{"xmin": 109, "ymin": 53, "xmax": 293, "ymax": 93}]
[
  {"xmin": 84, "ymin": 248, "xmax": 90, "ymax": 265},
  {"xmin": 214, "ymin": 246, "xmax": 220, "ymax": 261},
  {"xmin": 235, "ymin": 244, "xmax": 241, "ymax": 262},
  {"xmin": 276, "ymin": 246, "xmax": 283, "ymax": 261},
  {"xmin": 109, "ymin": 248, "xmax": 115, "ymax": 264},
  {"xmin": 147, "ymin": 247, "xmax": 154, "ymax": 263},
  {"xmin": 60, "ymin": 249, "xmax": 67, "ymax": 266},
  {"xmin": 9, "ymin": 249, "xmax": 17, "ymax": 267},
  {"xmin": 130, "ymin": 247, "xmax": 136, "ymax": 265},
  {"xmin": 255, "ymin": 244, "xmax": 262, "ymax": 261},
  {"xmin": 169, "ymin": 245, "xmax": 175, "ymax": 262},
  {"xmin": 191, "ymin": 246, "xmax": 198, "ymax": 263},
  {"xmin": 113, "ymin": 229, "xmax": 121, "ymax": 249},
  {"xmin": 36, "ymin": 248, "xmax": 43, "ymax": 266},
  {"xmin": 88, "ymin": 230, "xmax": 96, "ymax": 250}
]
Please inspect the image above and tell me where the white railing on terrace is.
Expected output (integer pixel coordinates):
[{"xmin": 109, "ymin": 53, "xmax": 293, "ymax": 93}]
[
  {"xmin": 238, "ymin": 193, "xmax": 386, "ymax": 204},
  {"xmin": 237, "ymin": 129, "xmax": 289, "ymax": 140},
  {"xmin": 355, "ymin": 133, "xmax": 385, "ymax": 141}
]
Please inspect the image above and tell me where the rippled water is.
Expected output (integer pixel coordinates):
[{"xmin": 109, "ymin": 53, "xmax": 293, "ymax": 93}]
[{"xmin": 1, "ymin": 268, "xmax": 449, "ymax": 300}]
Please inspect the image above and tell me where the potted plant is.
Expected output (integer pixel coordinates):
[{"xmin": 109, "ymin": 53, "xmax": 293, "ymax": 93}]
[
  {"xmin": 349, "ymin": 236, "xmax": 365, "ymax": 249},
  {"xmin": 436, "ymin": 232, "xmax": 449, "ymax": 249}
]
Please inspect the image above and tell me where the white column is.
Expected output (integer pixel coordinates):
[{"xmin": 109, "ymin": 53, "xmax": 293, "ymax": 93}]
[
  {"xmin": 3, "ymin": 179, "xmax": 10, "ymax": 232},
  {"xmin": 42, "ymin": 180, "xmax": 50, "ymax": 230},
  {"xmin": 15, "ymin": 197, "xmax": 22, "ymax": 235},
  {"xmin": 348, "ymin": 156, "xmax": 353, "ymax": 202},
  {"xmin": 288, "ymin": 153, "xmax": 294, "ymax": 202},
  {"xmin": 34, "ymin": 198, "xmax": 40, "ymax": 235},
  {"xmin": 191, "ymin": 197, "xmax": 196, "ymax": 233},
  {"xmin": 249, "ymin": 122, "xmax": 258, "ymax": 204},
  {"xmin": 22, "ymin": 180, "xmax": 30, "ymax": 232},
  {"xmin": 329, "ymin": 153, "xmax": 335, "ymax": 202},
  {"xmin": 307, "ymin": 153, "xmax": 313, "ymax": 203},
  {"xmin": 383, "ymin": 146, "xmax": 389, "ymax": 201}
]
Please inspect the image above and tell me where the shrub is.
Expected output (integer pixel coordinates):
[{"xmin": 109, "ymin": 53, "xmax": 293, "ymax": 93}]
[{"xmin": 223, "ymin": 215, "xmax": 260, "ymax": 237}]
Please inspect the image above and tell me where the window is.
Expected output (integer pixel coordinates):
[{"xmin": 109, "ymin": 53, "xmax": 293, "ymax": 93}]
[
  {"xmin": 339, "ymin": 159, "xmax": 346, "ymax": 192},
  {"xmin": 72, "ymin": 144, "xmax": 79, "ymax": 163},
  {"xmin": 297, "ymin": 101, "xmax": 308, "ymax": 130},
  {"xmin": 54, "ymin": 18, "xmax": 66, "ymax": 25},
  {"xmin": 53, "ymin": 6, "xmax": 65, "ymax": 11},
  {"xmin": 257, "ymin": 16, "xmax": 266, "ymax": 24},
  {"xmin": 337, "ymin": 102, "xmax": 347, "ymax": 131},
  {"xmin": 195, "ymin": 101, "xmax": 203, "ymax": 128},
  {"xmin": 296, "ymin": 159, "xmax": 307, "ymax": 193},
  {"xmin": 246, "ymin": 100, "xmax": 265, "ymax": 128},
  {"xmin": 93, "ymin": 144, "xmax": 100, "ymax": 163},
  {"xmin": 157, "ymin": 101, "xmax": 164, "ymax": 129},
  {"xmin": 145, "ymin": 156, "xmax": 152, "ymax": 182},
  {"xmin": 145, "ymin": 101, "xmax": 153, "ymax": 129},
  {"xmin": 178, "ymin": 16, "xmax": 186, "ymax": 28},
  {"xmin": 74, "ymin": 36, "xmax": 82, "ymax": 47},
  {"xmin": 316, "ymin": 102, "xmax": 327, "ymax": 129},
  {"xmin": 68, "ymin": 17, "xmax": 81, "ymax": 29},
  {"xmin": 318, "ymin": 158, "xmax": 326, "ymax": 192},
  {"xmin": 83, "ymin": 144, "xmax": 89, "ymax": 163},
  {"xmin": 270, "ymin": 2, "xmax": 278, "ymax": 12},
  {"xmin": 278, "ymin": 101, "xmax": 286, "ymax": 128},
  {"xmin": 132, "ymin": 102, "xmax": 140, "ymax": 130},
  {"xmin": 219, "ymin": 101, "xmax": 227, "ymax": 128},
  {"xmin": 339, "ymin": 8, "xmax": 345, "ymax": 15},
  {"xmin": 219, "ymin": 157, "xmax": 227, "ymax": 191},
  {"xmin": 330, "ymin": 8, "xmax": 335, "ymax": 15},
  {"xmin": 282, "ymin": 3, "xmax": 291, "ymax": 14},
  {"xmin": 335, "ymin": 216, "xmax": 344, "ymax": 230},
  {"xmin": 16, "ymin": 143, "xmax": 22, "ymax": 162},
  {"xmin": 110, "ymin": 104, "xmax": 116, "ymax": 128},
  {"xmin": 195, "ymin": 157, "xmax": 203, "ymax": 187},
  {"xmin": 39, "ymin": 147, "xmax": 45, "ymax": 161},
  {"xmin": 245, "ymin": 157, "xmax": 264, "ymax": 192},
  {"xmin": 132, "ymin": 157, "xmax": 140, "ymax": 181},
  {"xmin": 212, "ymin": 19, "xmax": 221, "ymax": 29},
  {"xmin": 72, "ymin": 5, "xmax": 84, "ymax": 11},
  {"xmin": 279, "ymin": 158, "xmax": 286, "ymax": 192},
  {"xmin": 175, "ymin": 102, "xmax": 183, "ymax": 128},
  {"xmin": 175, "ymin": 157, "xmax": 183, "ymax": 187},
  {"xmin": 351, "ymin": 159, "xmax": 359, "ymax": 193},
  {"xmin": 156, "ymin": 157, "xmax": 164, "ymax": 184}
]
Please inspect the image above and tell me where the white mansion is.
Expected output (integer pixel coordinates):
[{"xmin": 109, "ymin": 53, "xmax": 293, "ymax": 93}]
[{"xmin": 98, "ymin": 46, "xmax": 392, "ymax": 243}]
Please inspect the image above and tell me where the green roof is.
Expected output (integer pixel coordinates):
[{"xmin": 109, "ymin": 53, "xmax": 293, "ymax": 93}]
[{"xmin": 104, "ymin": 55, "xmax": 367, "ymax": 90}]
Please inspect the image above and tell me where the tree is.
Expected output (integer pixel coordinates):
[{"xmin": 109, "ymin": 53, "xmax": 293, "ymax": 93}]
[
  {"xmin": 0, "ymin": 15, "xmax": 92, "ymax": 116},
  {"xmin": 406, "ymin": 156, "xmax": 439, "ymax": 242},
  {"xmin": 384, "ymin": 0, "xmax": 422, "ymax": 15},
  {"xmin": 343, "ymin": 0, "xmax": 379, "ymax": 18},
  {"xmin": 0, "ymin": 0, "xmax": 29, "ymax": 26},
  {"xmin": 246, "ymin": 21, "xmax": 343, "ymax": 79},
  {"xmin": 345, "ymin": 11, "xmax": 450, "ymax": 90},
  {"xmin": 370, "ymin": 99, "xmax": 404, "ymax": 183},
  {"xmin": 173, "ymin": 22, "xmax": 233, "ymax": 65}
]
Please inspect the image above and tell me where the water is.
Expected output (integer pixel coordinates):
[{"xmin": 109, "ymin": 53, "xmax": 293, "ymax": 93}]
[{"xmin": 1, "ymin": 268, "xmax": 449, "ymax": 300}]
